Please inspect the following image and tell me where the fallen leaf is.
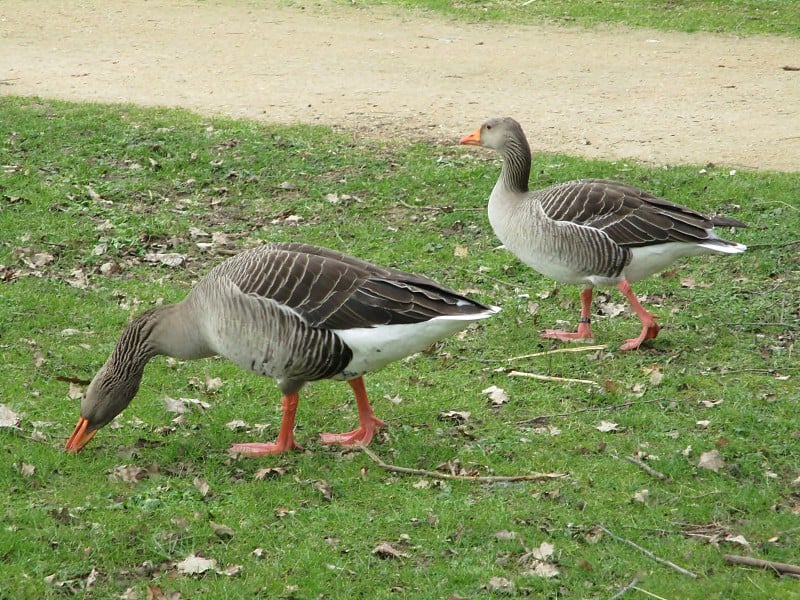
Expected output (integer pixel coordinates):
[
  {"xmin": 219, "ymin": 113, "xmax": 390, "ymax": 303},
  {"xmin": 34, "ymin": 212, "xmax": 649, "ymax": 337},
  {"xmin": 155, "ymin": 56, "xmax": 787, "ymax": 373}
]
[
  {"xmin": 220, "ymin": 564, "xmax": 243, "ymax": 577},
  {"xmin": 175, "ymin": 554, "xmax": 217, "ymax": 576},
  {"xmin": 696, "ymin": 420, "xmax": 711, "ymax": 429},
  {"xmin": 68, "ymin": 382, "xmax": 84, "ymax": 400},
  {"xmin": 484, "ymin": 576, "xmax": 515, "ymax": 593},
  {"xmin": 439, "ymin": 410, "xmax": 471, "ymax": 423},
  {"xmin": 0, "ymin": 404, "xmax": 20, "ymax": 428},
  {"xmin": 454, "ymin": 245, "xmax": 469, "ymax": 258},
  {"xmin": 66, "ymin": 268, "xmax": 89, "ymax": 289},
  {"xmin": 144, "ymin": 253, "xmax": 186, "ymax": 268},
  {"xmin": 595, "ymin": 420, "xmax": 621, "ymax": 433},
  {"xmin": 633, "ymin": 489, "xmax": 649, "ymax": 503},
  {"xmin": 523, "ymin": 560, "xmax": 560, "ymax": 578},
  {"xmin": 701, "ymin": 399, "xmax": 724, "ymax": 408},
  {"xmin": 530, "ymin": 541, "xmax": 554, "ymax": 561},
  {"xmin": 372, "ymin": 542, "xmax": 409, "ymax": 559},
  {"xmin": 193, "ymin": 477, "xmax": 211, "ymax": 498},
  {"xmin": 493, "ymin": 530, "xmax": 519, "ymax": 541},
  {"xmin": 108, "ymin": 464, "xmax": 151, "ymax": 483},
  {"xmin": 254, "ymin": 467, "xmax": 287, "ymax": 480},
  {"xmin": 482, "ymin": 385, "xmax": 509, "ymax": 407},
  {"xmin": 225, "ymin": 419, "xmax": 249, "ymax": 431},
  {"xmin": 209, "ymin": 521, "xmax": 234, "ymax": 539},
  {"xmin": 315, "ymin": 480, "xmax": 333, "ymax": 501},
  {"xmin": 16, "ymin": 462, "xmax": 35, "ymax": 478},
  {"xmin": 698, "ymin": 449, "xmax": 725, "ymax": 472}
]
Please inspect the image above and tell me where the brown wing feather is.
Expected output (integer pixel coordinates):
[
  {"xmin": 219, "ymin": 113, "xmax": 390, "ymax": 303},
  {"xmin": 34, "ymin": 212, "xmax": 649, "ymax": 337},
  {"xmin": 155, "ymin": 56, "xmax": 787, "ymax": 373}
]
[
  {"xmin": 214, "ymin": 243, "xmax": 490, "ymax": 330},
  {"xmin": 537, "ymin": 178, "xmax": 730, "ymax": 248}
]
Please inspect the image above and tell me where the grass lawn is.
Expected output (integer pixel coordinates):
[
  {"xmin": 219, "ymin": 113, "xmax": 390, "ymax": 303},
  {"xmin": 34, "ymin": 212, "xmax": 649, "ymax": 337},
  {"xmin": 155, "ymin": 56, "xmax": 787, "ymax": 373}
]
[
  {"xmin": 341, "ymin": 0, "xmax": 800, "ymax": 37},
  {"xmin": 1, "ymin": 95, "xmax": 798, "ymax": 598}
]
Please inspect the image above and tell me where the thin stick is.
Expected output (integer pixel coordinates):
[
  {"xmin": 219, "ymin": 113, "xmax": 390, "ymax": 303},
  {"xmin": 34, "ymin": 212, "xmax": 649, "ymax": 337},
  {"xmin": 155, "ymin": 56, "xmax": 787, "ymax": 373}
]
[
  {"xmin": 723, "ymin": 554, "xmax": 800, "ymax": 577},
  {"xmin": 609, "ymin": 576, "xmax": 641, "ymax": 600},
  {"xmin": 506, "ymin": 345, "xmax": 607, "ymax": 362},
  {"xmin": 508, "ymin": 370, "xmax": 601, "ymax": 387},
  {"xmin": 360, "ymin": 446, "xmax": 567, "ymax": 483},
  {"xmin": 598, "ymin": 524, "xmax": 698, "ymax": 579},
  {"xmin": 624, "ymin": 455, "xmax": 671, "ymax": 482},
  {"xmin": 516, "ymin": 397, "xmax": 666, "ymax": 424},
  {"xmin": 631, "ymin": 587, "xmax": 669, "ymax": 600}
]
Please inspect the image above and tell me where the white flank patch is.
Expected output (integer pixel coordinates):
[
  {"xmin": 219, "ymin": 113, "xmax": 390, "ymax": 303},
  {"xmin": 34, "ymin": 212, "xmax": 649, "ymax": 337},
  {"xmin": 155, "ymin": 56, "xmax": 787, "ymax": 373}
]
[{"xmin": 336, "ymin": 308, "xmax": 498, "ymax": 376}]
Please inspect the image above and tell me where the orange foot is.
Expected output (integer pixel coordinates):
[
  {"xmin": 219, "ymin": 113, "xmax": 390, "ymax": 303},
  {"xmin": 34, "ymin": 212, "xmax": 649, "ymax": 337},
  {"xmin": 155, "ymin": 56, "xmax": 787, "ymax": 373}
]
[
  {"xmin": 619, "ymin": 322, "xmax": 660, "ymax": 352},
  {"xmin": 541, "ymin": 320, "xmax": 594, "ymax": 343},
  {"xmin": 319, "ymin": 416, "xmax": 386, "ymax": 447},
  {"xmin": 229, "ymin": 439, "xmax": 303, "ymax": 456}
]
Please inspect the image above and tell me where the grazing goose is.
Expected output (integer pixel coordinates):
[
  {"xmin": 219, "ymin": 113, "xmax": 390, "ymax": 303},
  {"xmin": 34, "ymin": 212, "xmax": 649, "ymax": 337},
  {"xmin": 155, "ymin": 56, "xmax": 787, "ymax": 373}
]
[
  {"xmin": 460, "ymin": 117, "xmax": 746, "ymax": 351},
  {"xmin": 65, "ymin": 242, "xmax": 498, "ymax": 455}
]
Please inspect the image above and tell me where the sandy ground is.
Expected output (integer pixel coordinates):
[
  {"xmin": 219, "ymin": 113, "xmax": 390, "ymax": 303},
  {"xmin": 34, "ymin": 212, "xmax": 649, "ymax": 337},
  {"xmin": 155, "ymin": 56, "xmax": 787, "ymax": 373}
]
[{"xmin": 2, "ymin": 0, "xmax": 799, "ymax": 171}]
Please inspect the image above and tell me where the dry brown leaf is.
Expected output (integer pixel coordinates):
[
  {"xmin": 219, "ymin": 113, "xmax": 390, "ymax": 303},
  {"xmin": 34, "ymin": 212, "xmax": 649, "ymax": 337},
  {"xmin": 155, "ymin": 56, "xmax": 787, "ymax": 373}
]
[
  {"xmin": 225, "ymin": 419, "xmax": 249, "ymax": 431},
  {"xmin": 220, "ymin": 564, "xmax": 243, "ymax": 577},
  {"xmin": 698, "ymin": 449, "xmax": 725, "ymax": 472},
  {"xmin": 0, "ymin": 404, "xmax": 20, "ymax": 428},
  {"xmin": 175, "ymin": 554, "xmax": 217, "ymax": 575},
  {"xmin": 108, "ymin": 464, "xmax": 151, "ymax": 483},
  {"xmin": 16, "ymin": 462, "xmax": 35, "ymax": 478},
  {"xmin": 453, "ymin": 245, "xmax": 469, "ymax": 258},
  {"xmin": 439, "ymin": 410, "xmax": 471, "ymax": 423},
  {"xmin": 633, "ymin": 488, "xmax": 649, "ymax": 503},
  {"xmin": 210, "ymin": 521, "xmax": 234, "ymax": 539},
  {"xmin": 66, "ymin": 268, "xmax": 89, "ymax": 289},
  {"xmin": 315, "ymin": 480, "xmax": 333, "ymax": 501},
  {"xmin": 193, "ymin": 477, "xmax": 211, "ymax": 498},
  {"xmin": 144, "ymin": 253, "xmax": 186, "ymax": 267},
  {"xmin": 68, "ymin": 382, "xmax": 84, "ymax": 400},
  {"xmin": 254, "ymin": 467, "xmax": 287, "ymax": 480},
  {"xmin": 372, "ymin": 542, "xmax": 409, "ymax": 559},
  {"xmin": 595, "ymin": 420, "xmax": 621, "ymax": 433},
  {"xmin": 484, "ymin": 576, "xmax": 515, "ymax": 593},
  {"xmin": 482, "ymin": 385, "xmax": 509, "ymax": 407}
]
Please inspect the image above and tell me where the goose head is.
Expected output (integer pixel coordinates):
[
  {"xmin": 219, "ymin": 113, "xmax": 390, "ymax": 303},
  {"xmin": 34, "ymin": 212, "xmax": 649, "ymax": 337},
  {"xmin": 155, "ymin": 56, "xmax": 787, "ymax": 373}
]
[
  {"xmin": 65, "ymin": 362, "xmax": 144, "ymax": 452},
  {"xmin": 460, "ymin": 117, "xmax": 525, "ymax": 152}
]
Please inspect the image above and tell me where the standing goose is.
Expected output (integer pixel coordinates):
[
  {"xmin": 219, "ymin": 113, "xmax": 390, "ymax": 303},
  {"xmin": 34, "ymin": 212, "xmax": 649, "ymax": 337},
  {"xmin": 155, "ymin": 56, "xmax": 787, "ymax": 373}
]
[
  {"xmin": 460, "ymin": 117, "xmax": 746, "ymax": 351},
  {"xmin": 65, "ymin": 242, "xmax": 498, "ymax": 455}
]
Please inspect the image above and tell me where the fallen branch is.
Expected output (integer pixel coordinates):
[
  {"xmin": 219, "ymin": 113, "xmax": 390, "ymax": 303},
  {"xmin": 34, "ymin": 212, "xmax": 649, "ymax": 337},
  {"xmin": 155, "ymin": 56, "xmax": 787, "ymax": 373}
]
[
  {"xmin": 723, "ymin": 553, "xmax": 800, "ymax": 577},
  {"xmin": 609, "ymin": 576, "xmax": 641, "ymax": 600},
  {"xmin": 505, "ymin": 345, "xmax": 607, "ymax": 363},
  {"xmin": 360, "ymin": 446, "xmax": 567, "ymax": 483},
  {"xmin": 598, "ymin": 524, "xmax": 698, "ymax": 579},
  {"xmin": 516, "ymin": 397, "xmax": 666, "ymax": 425},
  {"xmin": 508, "ymin": 370, "xmax": 601, "ymax": 387},
  {"xmin": 624, "ymin": 455, "xmax": 671, "ymax": 482}
]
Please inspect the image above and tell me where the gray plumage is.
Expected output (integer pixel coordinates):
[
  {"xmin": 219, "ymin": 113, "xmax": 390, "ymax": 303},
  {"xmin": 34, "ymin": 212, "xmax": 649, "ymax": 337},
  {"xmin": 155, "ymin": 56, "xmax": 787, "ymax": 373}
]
[
  {"xmin": 66, "ymin": 242, "xmax": 498, "ymax": 454},
  {"xmin": 461, "ymin": 117, "xmax": 746, "ymax": 350}
]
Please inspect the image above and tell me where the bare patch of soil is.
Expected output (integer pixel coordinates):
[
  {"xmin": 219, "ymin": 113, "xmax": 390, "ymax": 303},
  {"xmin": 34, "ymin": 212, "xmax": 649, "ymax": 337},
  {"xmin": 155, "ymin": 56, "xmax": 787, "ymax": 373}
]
[{"xmin": 2, "ymin": 0, "xmax": 798, "ymax": 170}]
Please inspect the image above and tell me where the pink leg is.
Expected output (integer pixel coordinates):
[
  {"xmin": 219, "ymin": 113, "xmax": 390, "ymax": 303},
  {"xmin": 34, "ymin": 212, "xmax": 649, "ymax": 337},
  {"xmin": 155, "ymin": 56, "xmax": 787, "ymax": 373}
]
[
  {"xmin": 319, "ymin": 377, "xmax": 386, "ymax": 447},
  {"xmin": 617, "ymin": 280, "xmax": 660, "ymax": 351},
  {"xmin": 230, "ymin": 393, "xmax": 304, "ymax": 456},
  {"xmin": 541, "ymin": 287, "xmax": 596, "ymax": 342}
]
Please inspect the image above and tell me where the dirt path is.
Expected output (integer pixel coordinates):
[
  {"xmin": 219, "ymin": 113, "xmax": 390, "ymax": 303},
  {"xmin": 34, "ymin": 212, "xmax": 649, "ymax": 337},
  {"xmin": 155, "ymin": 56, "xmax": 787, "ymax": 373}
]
[{"xmin": 2, "ymin": 0, "xmax": 799, "ymax": 171}]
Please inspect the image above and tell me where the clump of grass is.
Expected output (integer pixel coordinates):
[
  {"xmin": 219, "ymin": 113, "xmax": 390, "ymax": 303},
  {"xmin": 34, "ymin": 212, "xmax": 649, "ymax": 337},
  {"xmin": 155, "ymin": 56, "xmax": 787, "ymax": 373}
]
[{"xmin": 1, "ymin": 96, "xmax": 798, "ymax": 598}]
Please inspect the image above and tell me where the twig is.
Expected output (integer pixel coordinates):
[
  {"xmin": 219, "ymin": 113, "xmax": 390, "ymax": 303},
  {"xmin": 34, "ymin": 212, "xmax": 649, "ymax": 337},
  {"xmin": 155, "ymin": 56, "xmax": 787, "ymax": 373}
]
[
  {"xmin": 505, "ymin": 344, "xmax": 607, "ymax": 362},
  {"xmin": 631, "ymin": 587, "xmax": 669, "ymax": 600},
  {"xmin": 516, "ymin": 397, "xmax": 666, "ymax": 424},
  {"xmin": 624, "ymin": 455, "xmax": 671, "ymax": 482},
  {"xmin": 597, "ymin": 524, "xmax": 698, "ymax": 579},
  {"xmin": 609, "ymin": 576, "xmax": 641, "ymax": 600},
  {"xmin": 723, "ymin": 553, "xmax": 800, "ymax": 577},
  {"xmin": 508, "ymin": 370, "xmax": 601, "ymax": 387},
  {"xmin": 360, "ymin": 446, "xmax": 567, "ymax": 483}
]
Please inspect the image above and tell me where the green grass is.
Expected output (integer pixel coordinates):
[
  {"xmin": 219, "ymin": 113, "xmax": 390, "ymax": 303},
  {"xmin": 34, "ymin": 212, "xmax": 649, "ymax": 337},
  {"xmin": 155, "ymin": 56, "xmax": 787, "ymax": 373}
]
[
  {"xmin": 1, "ymin": 96, "xmax": 799, "ymax": 599},
  {"xmin": 341, "ymin": 0, "xmax": 800, "ymax": 36}
]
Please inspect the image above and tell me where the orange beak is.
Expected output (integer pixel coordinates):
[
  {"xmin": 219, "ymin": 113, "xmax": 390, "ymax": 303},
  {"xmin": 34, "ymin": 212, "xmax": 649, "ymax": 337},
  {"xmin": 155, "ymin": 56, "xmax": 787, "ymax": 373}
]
[
  {"xmin": 460, "ymin": 128, "xmax": 481, "ymax": 146},
  {"xmin": 65, "ymin": 417, "xmax": 97, "ymax": 453}
]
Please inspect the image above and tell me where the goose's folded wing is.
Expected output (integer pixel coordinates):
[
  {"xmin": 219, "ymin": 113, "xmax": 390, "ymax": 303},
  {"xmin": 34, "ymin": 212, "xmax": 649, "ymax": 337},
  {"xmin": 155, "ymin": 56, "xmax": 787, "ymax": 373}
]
[{"xmin": 539, "ymin": 179, "xmax": 720, "ymax": 247}]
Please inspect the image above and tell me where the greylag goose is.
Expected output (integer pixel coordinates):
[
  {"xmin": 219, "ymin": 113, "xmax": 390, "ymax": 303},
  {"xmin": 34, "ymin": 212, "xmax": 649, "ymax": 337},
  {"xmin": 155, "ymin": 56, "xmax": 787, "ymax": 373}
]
[
  {"xmin": 65, "ymin": 242, "xmax": 498, "ymax": 455},
  {"xmin": 460, "ymin": 117, "xmax": 746, "ymax": 351}
]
